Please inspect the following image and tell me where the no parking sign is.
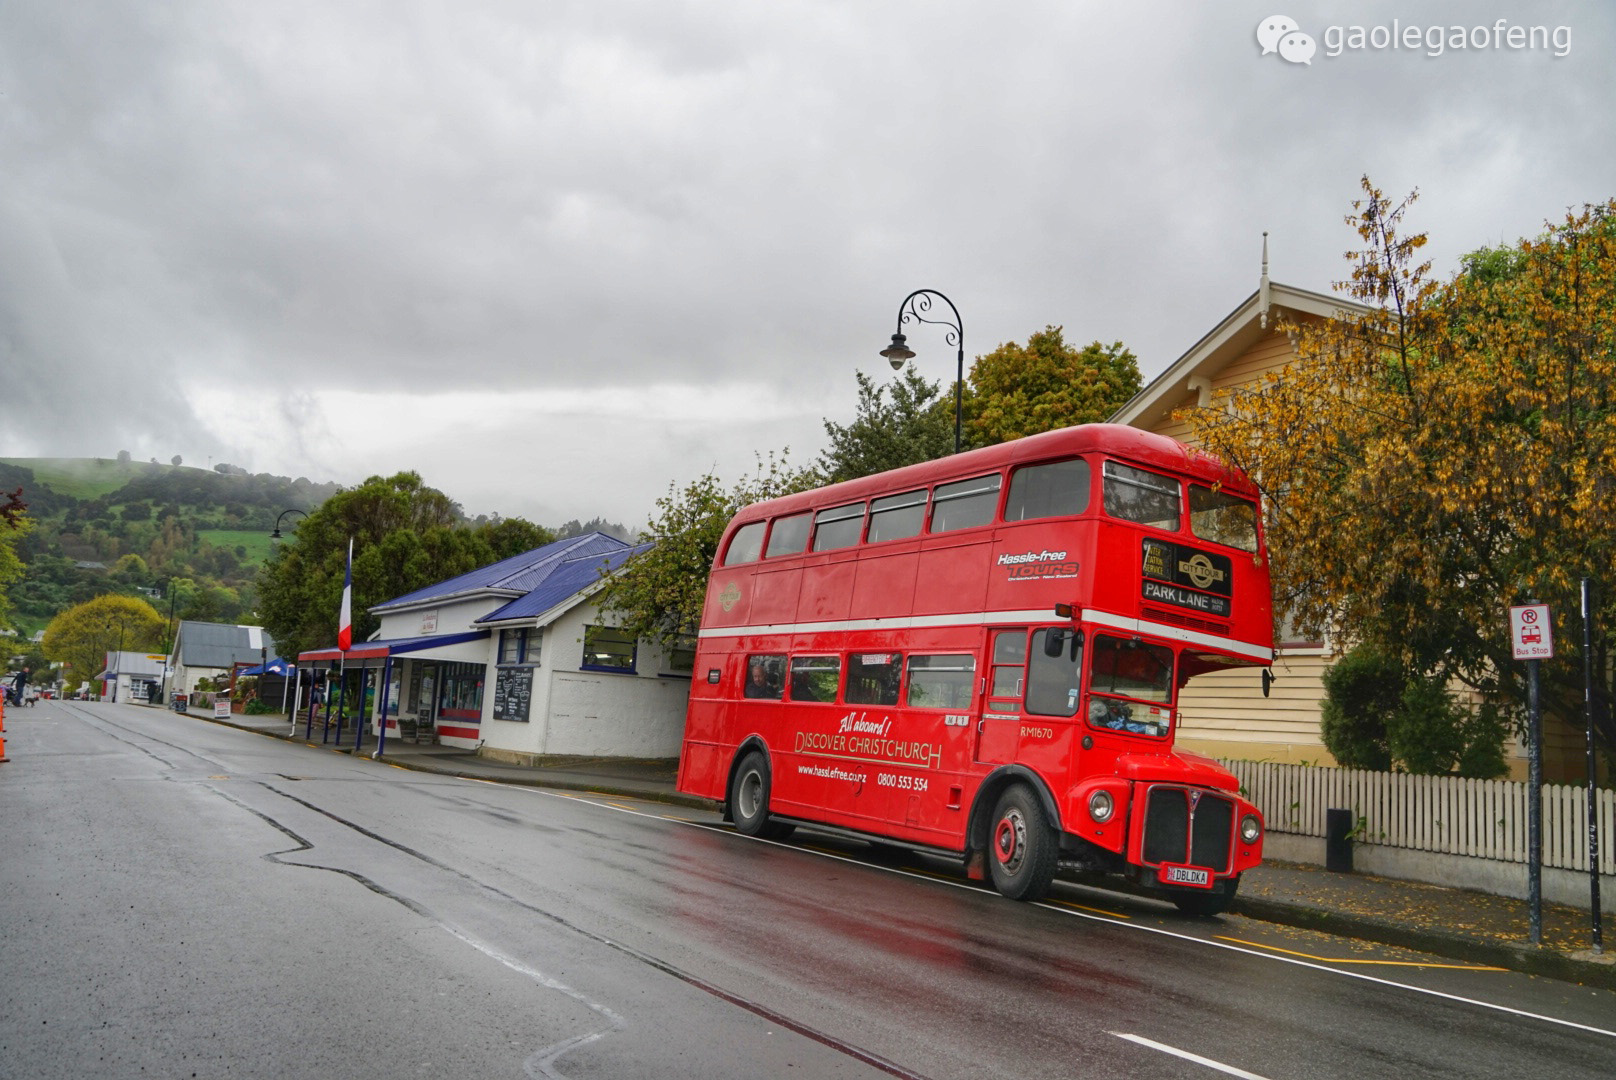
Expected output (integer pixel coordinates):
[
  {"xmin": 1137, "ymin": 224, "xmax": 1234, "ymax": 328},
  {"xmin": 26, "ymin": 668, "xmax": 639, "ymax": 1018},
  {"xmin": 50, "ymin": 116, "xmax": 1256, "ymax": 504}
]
[{"xmin": 1509, "ymin": 604, "xmax": 1554, "ymax": 660}]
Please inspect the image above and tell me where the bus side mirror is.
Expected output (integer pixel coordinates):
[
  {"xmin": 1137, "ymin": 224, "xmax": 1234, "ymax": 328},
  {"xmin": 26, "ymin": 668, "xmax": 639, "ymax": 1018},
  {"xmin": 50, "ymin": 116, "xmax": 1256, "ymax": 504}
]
[
  {"xmin": 1044, "ymin": 628, "xmax": 1085, "ymax": 659},
  {"xmin": 1261, "ymin": 668, "xmax": 1274, "ymax": 698}
]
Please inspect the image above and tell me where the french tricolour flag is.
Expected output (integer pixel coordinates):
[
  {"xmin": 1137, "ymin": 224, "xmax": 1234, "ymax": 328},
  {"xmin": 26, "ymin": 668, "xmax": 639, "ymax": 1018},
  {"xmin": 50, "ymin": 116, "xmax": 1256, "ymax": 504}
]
[{"xmin": 337, "ymin": 537, "xmax": 354, "ymax": 651}]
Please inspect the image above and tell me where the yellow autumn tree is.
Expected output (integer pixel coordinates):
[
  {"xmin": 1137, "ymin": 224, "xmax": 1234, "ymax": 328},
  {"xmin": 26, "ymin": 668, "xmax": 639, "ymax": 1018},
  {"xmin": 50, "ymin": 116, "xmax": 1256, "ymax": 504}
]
[
  {"xmin": 41, "ymin": 594, "xmax": 166, "ymax": 688},
  {"xmin": 1185, "ymin": 178, "xmax": 1615, "ymax": 748}
]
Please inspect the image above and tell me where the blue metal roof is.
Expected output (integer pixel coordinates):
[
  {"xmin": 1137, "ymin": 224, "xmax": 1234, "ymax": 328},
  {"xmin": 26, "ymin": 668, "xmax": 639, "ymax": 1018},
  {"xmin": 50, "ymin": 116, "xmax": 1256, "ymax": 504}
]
[
  {"xmin": 477, "ymin": 543, "xmax": 651, "ymax": 624},
  {"xmin": 371, "ymin": 533, "xmax": 632, "ymax": 612}
]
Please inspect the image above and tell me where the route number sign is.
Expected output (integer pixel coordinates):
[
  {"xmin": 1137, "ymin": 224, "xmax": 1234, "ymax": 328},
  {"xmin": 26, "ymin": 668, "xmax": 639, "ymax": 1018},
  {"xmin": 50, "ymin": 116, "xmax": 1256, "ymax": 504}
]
[{"xmin": 1509, "ymin": 604, "xmax": 1554, "ymax": 660}]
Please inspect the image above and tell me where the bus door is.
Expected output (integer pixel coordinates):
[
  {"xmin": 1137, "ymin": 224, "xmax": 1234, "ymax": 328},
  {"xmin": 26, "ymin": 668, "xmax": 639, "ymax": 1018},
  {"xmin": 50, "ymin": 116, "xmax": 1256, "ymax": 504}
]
[{"xmin": 976, "ymin": 628, "xmax": 1027, "ymax": 765}]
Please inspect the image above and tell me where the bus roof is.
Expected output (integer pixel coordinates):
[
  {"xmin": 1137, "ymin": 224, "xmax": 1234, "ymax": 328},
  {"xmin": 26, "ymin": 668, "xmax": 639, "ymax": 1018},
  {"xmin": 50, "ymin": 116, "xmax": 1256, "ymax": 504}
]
[{"xmin": 735, "ymin": 423, "xmax": 1255, "ymax": 526}]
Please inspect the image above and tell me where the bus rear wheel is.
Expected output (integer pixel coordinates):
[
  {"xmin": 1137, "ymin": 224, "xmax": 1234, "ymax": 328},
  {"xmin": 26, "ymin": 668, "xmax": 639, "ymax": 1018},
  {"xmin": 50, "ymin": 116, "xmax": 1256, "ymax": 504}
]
[
  {"xmin": 730, "ymin": 751, "xmax": 794, "ymax": 840},
  {"xmin": 987, "ymin": 786, "xmax": 1058, "ymax": 901}
]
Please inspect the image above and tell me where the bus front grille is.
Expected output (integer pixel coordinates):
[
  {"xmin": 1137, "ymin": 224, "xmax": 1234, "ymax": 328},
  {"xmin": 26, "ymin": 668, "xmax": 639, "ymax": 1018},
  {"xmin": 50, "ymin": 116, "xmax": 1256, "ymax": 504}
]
[{"xmin": 1142, "ymin": 787, "xmax": 1234, "ymax": 872}]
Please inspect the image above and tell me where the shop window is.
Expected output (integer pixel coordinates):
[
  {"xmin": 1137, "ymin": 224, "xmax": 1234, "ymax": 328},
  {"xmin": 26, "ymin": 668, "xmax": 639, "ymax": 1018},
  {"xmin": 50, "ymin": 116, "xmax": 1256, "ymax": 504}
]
[
  {"xmin": 499, "ymin": 628, "xmax": 541, "ymax": 666},
  {"xmin": 663, "ymin": 634, "xmax": 697, "ymax": 675},
  {"xmin": 583, "ymin": 625, "xmax": 637, "ymax": 673}
]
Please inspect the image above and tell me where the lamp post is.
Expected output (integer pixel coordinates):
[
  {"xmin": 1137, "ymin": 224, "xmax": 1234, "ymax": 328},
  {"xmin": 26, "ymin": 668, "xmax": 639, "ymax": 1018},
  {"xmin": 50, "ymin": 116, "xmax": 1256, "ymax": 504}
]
[
  {"xmin": 880, "ymin": 288, "xmax": 965, "ymax": 455},
  {"xmin": 270, "ymin": 508, "xmax": 308, "ymax": 540}
]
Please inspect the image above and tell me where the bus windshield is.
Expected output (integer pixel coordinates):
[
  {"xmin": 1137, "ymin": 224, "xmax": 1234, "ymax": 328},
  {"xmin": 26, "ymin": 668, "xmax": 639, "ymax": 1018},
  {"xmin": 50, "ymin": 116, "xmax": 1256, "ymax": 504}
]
[{"xmin": 1087, "ymin": 635, "xmax": 1175, "ymax": 737}]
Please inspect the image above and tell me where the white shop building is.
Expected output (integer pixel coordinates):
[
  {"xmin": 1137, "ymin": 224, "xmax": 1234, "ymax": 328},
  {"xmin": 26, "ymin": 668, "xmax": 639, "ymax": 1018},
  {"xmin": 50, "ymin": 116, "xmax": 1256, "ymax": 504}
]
[{"xmin": 297, "ymin": 533, "xmax": 691, "ymax": 762}]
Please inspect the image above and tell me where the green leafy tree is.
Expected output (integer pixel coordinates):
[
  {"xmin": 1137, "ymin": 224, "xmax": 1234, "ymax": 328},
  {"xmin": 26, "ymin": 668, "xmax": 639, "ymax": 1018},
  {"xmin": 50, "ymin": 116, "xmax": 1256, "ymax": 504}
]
[
  {"xmin": 41, "ymin": 594, "xmax": 165, "ymax": 685},
  {"xmin": 1187, "ymin": 179, "xmax": 1616, "ymax": 753},
  {"xmin": 0, "ymin": 505, "xmax": 31, "ymax": 651},
  {"xmin": 597, "ymin": 454, "xmax": 818, "ymax": 648},
  {"xmin": 818, "ymin": 365, "xmax": 954, "ymax": 483},
  {"xmin": 474, "ymin": 518, "xmax": 557, "ymax": 561},
  {"xmin": 258, "ymin": 472, "xmax": 496, "ymax": 657},
  {"xmin": 968, "ymin": 327, "xmax": 1141, "ymax": 446}
]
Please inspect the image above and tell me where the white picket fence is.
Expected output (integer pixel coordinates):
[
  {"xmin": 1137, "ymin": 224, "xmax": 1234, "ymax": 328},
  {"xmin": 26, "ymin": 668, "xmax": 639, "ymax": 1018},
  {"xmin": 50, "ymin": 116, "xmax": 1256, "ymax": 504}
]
[{"xmin": 1222, "ymin": 760, "xmax": 1616, "ymax": 876}]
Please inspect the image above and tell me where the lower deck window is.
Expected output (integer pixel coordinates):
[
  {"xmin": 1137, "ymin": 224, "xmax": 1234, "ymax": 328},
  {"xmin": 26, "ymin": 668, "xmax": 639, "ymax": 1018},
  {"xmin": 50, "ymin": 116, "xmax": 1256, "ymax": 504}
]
[
  {"xmin": 846, "ymin": 652, "xmax": 902, "ymax": 705},
  {"xmin": 789, "ymin": 656, "xmax": 841, "ymax": 702},
  {"xmin": 906, "ymin": 654, "xmax": 975, "ymax": 708}
]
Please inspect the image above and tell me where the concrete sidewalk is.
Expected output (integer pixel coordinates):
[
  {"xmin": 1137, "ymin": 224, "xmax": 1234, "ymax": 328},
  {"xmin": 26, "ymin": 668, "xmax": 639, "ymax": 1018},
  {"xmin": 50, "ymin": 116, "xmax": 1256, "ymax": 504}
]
[{"xmin": 207, "ymin": 708, "xmax": 1615, "ymax": 991}]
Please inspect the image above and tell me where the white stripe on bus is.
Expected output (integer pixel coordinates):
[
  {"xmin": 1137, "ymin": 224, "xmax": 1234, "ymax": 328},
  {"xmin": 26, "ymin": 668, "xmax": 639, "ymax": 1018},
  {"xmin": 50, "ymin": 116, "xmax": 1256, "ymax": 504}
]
[{"xmin": 696, "ymin": 609, "xmax": 1273, "ymax": 663}]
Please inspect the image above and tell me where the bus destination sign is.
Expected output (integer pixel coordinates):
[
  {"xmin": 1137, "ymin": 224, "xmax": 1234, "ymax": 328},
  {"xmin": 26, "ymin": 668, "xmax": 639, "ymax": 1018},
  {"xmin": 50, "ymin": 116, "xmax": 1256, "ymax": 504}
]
[{"xmin": 1141, "ymin": 539, "xmax": 1232, "ymax": 618}]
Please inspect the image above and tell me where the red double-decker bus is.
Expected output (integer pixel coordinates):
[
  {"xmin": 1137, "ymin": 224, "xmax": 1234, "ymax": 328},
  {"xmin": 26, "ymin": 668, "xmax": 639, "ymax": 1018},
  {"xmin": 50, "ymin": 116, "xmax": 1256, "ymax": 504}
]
[{"xmin": 676, "ymin": 423, "xmax": 1271, "ymax": 913}]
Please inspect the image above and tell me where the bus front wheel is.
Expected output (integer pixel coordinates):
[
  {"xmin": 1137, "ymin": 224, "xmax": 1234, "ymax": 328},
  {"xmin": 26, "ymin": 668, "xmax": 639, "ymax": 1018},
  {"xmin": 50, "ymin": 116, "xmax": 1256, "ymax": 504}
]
[
  {"xmin": 730, "ymin": 751, "xmax": 794, "ymax": 840},
  {"xmin": 987, "ymin": 786, "xmax": 1058, "ymax": 901}
]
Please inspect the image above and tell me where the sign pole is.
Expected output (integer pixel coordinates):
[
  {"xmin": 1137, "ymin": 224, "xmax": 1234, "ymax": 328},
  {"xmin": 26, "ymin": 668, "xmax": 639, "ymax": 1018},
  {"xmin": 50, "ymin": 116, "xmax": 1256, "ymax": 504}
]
[
  {"xmin": 1527, "ymin": 655, "xmax": 1543, "ymax": 945},
  {"xmin": 1511, "ymin": 601, "xmax": 1555, "ymax": 946},
  {"xmin": 1582, "ymin": 578, "xmax": 1604, "ymax": 955}
]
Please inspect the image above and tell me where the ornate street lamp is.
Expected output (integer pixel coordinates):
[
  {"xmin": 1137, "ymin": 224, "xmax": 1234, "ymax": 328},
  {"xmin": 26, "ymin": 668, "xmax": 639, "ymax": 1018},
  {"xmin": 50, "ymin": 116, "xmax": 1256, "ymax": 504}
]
[
  {"xmin": 270, "ymin": 508, "xmax": 308, "ymax": 540},
  {"xmin": 880, "ymin": 289, "xmax": 965, "ymax": 455}
]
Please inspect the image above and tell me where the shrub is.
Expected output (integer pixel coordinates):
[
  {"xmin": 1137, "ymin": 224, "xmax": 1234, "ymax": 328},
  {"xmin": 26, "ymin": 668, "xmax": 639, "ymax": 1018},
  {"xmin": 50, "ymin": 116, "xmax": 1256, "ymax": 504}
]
[{"xmin": 1320, "ymin": 645, "xmax": 1400, "ymax": 770}]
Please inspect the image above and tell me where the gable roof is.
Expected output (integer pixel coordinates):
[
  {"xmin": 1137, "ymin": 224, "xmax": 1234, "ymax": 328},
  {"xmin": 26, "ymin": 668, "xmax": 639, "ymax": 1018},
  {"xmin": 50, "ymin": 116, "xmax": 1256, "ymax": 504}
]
[
  {"xmin": 1109, "ymin": 280, "xmax": 1370, "ymax": 434},
  {"xmin": 370, "ymin": 533, "xmax": 632, "ymax": 613},
  {"xmin": 174, "ymin": 621, "xmax": 274, "ymax": 670},
  {"xmin": 477, "ymin": 542, "xmax": 651, "ymax": 627}
]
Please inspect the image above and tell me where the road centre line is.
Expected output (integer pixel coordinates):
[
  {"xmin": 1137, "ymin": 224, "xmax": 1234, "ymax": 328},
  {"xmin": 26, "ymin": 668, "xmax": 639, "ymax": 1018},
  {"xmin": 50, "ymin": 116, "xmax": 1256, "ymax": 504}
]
[
  {"xmin": 1216, "ymin": 935, "xmax": 1508, "ymax": 970},
  {"xmin": 523, "ymin": 787, "xmax": 1616, "ymax": 1042},
  {"xmin": 1110, "ymin": 1032, "xmax": 1273, "ymax": 1080}
]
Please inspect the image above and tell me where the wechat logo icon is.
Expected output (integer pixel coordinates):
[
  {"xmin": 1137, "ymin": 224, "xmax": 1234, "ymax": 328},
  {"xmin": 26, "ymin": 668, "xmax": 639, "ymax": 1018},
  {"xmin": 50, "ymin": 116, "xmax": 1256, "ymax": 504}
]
[{"xmin": 1257, "ymin": 15, "xmax": 1316, "ymax": 65}]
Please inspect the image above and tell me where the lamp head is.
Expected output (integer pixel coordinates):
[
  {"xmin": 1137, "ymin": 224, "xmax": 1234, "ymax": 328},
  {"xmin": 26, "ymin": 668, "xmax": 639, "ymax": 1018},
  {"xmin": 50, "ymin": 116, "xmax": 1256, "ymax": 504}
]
[{"xmin": 880, "ymin": 333, "xmax": 915, "ymax": 369}]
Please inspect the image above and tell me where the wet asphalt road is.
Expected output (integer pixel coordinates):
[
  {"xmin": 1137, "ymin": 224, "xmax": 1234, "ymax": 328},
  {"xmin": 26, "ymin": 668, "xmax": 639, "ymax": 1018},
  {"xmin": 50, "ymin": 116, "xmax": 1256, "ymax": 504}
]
[{"xmin": 2, "ymin": 700, "xmax": 1613, "ymax": 1079}]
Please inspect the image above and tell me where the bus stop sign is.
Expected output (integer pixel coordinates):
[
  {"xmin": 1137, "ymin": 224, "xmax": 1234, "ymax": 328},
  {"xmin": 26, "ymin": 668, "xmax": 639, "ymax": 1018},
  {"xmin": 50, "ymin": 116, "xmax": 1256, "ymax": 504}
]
[{"xmin": 1510, "ymin": 604, "xmax": 1554, "ymax": 660}]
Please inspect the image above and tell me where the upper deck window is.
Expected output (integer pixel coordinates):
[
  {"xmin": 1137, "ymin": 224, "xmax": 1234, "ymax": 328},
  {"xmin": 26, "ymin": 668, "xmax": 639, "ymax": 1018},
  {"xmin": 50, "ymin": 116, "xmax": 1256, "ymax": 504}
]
[
  {"xmin": 812, "ymin": 502, "xmax": 866, "ymax": 552},
  {"xmin": 1103, "ymin": 461, "xmax": 1181, "ymax": 531},
  {"xmin": 1189, "ymin": 485, "xmax": 1259, "ymax": 552},
  {"xmin": 722, "ymin": 521, "xmax": 766, "ymax": 566},
  {"xmin": 867, "ymin": 489, "xmax": 928, "ymax": 544},
  {"xmin": 1005, "ymin": 458, "xmax": 1091, "ymax": 521},
  {"xmin": 930, "ymin": 474, "xmax": 1002, "ymax": 534},
  {"xmin": 765, "ymin": 511, "xmax": 813, "ymax": 557}
]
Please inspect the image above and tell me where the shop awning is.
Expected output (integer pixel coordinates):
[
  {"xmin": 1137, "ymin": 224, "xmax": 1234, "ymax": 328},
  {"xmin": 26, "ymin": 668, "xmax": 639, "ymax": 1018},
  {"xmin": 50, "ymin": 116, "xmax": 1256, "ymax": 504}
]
[
  {"xmin": 238, "ymin": 657, "xmax": 295, "ymax": 677},
  {"xmin": 296, "ymin": 629, "xmax": 490, "ymax": 665}
]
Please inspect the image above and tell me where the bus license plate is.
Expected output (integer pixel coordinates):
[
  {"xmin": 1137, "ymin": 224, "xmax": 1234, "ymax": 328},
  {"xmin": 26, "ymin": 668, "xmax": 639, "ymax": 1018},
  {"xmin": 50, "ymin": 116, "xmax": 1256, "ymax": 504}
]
[{"xmin": 1160, "ymin": 864, "xmax": 1211, "ymax": 888}]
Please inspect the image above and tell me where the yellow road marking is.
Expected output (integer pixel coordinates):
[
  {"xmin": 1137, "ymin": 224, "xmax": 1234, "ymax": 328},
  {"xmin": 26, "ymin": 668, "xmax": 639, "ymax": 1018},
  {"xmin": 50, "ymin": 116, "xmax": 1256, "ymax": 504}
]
[
  {"xmin": 1215, "ymin": 935, "xmax": 1506, "ymax": 970},
  {"xmin": 1047, "ymin": 899, "xmax": 1131, "ymax": 920}
]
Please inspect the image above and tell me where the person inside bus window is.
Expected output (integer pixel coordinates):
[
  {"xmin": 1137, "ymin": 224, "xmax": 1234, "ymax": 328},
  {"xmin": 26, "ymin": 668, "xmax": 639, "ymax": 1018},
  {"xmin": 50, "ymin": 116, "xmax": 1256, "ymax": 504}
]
[{"xmin": 744, "ymin": 656, "xmax": 784, "ymax": 699}]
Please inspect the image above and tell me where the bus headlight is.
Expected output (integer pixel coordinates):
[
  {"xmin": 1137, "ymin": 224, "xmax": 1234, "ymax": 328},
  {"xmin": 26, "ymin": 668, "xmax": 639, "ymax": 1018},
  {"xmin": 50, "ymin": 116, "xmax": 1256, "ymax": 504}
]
[
  {"xmin": 1088, "ymin": 790, "xmax": 1114, "ymax": 823},
  {"xmin": 1240, "ymin": 814, "xmax": 1262, "ymax": 844}
]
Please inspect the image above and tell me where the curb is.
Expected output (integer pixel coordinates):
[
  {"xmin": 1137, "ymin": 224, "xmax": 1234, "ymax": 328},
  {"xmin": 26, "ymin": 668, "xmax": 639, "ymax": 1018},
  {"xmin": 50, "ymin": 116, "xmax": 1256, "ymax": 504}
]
[{"xmin": 1228, "ymin": 895, "xmax": 1616, "ymax": 992}]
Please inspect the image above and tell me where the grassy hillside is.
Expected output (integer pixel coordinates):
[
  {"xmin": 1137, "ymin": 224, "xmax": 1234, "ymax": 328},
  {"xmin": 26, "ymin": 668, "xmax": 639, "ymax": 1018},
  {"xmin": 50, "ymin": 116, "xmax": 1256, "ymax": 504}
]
[{"xmin": 0, "ymin": 457, "xmax": 191, "ymax": 500}]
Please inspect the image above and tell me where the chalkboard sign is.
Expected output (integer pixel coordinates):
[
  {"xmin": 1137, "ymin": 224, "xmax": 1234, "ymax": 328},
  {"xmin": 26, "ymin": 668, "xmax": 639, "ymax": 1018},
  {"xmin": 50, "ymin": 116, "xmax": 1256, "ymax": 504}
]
[{"xmin": 492, "ymin": 666, "xmax": 533, "ymax": 723}]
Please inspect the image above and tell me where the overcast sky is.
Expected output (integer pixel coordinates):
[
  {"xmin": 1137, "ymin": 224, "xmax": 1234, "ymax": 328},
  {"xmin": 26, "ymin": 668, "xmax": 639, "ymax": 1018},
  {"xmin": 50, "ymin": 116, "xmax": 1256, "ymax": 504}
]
[{"xmin": 2, "ymin": 1, "xmax": 1610, "ymax": 528}]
